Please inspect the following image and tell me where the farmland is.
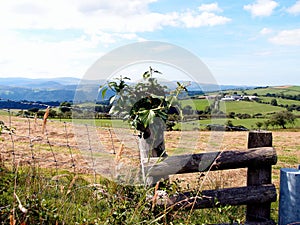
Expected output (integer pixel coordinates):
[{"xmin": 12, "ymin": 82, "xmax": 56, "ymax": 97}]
[
  {"xmin": 0, "ymin": 85, "xmax": 299, "ymax": 224},
  {"xmin": 0, "ymin": 110, "xmax": 299, "ymax": 224}
]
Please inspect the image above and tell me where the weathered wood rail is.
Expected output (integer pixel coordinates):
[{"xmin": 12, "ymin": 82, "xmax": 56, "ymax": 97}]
[{"xmin": 141, "ymin": 131, "xmax": 277, "ymax": 224}]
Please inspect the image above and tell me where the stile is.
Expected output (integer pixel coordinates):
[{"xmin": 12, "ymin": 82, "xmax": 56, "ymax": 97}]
[{"xmin": 139, "ymin": 131, "xmax": 277, "ymax": 224}]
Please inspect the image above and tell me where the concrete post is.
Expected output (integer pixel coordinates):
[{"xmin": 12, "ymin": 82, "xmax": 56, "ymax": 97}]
[{"xmin": 278, "ymin": 165, "xmax": 300, "ymax": 225}]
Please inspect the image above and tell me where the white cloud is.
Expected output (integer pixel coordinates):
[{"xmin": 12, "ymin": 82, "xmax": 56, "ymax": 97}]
[
  {"xmin": 180, "ymin": 11, "xmax": 231, "ymax": 28},
  {"xmin": 0, "ymin": 1, "xmax": 230, "ymax": 33},
  {"xmin": 179, "ymin": 4, "xmax": 231, "ymax": 28},
  {"xmin": 286, "ymin": 0, "xmax": 300, "ymax": 15},
  {"xmin": 198, "ymin": 3, "xmax": 222, "ymax": 12},
  {"xmin": 269, "ymin": 29, "xmax": 300, "ymax": 46},
  {"xmin": 0, "ymin": 0, "xmax": 231, "ymax": 78},
  {"xmin": 0, "ymin": 30, "xmax": 101, "ymax": 78},
  {"xmin": 260, "ymin": 27, "xmax": 273, "ymax": 35},
  {"xmin": 244, "ymin": 0, "xmax": 279, "ymax": 17}
]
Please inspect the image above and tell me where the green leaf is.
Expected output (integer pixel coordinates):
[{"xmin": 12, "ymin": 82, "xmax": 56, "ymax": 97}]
[
  {"xmin": 156, "ymin": 110, "xmax": 168, "ymax": 121},
  {"xmin": 153, "ymin": 69, "xmax": 162, "ymax": 74},
  {"xmin": 143, "ymin": 71, "xmax": 151, "ymax": 79},
  {"xmin": 101, "ymin": 87, "xmax": 108, "ymax": 99},
  {"xmin": 138, "ymin": 109, "xmax": 155, "ymax": 128}
]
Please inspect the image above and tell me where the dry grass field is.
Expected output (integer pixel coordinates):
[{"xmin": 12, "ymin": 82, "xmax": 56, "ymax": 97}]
[
  {"xmin": 1, "ymin": 114, "xmax": 299, "ymax": 189},
  {"xmin": 0, "ymin": 114, "xmax": 299, "ymax": 224}
]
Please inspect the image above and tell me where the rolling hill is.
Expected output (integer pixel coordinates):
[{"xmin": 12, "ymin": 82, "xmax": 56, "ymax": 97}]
[{"xmin": 0, "ymin": 77, "xmax": 254, "ymax": 102}]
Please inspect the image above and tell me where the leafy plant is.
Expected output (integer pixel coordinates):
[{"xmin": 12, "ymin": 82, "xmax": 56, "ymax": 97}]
[{"xmin": 100, "ymin": 67, "xmax": 188, "ymax": 132}]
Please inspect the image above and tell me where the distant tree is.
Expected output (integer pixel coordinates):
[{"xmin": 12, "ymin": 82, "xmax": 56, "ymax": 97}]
[
  {"xmin": 37, "ymin": 110, "xmax": 45, "ymax": 118},
  {"xmin": 28, "ymin": 107, "xmax": 39, "ymax": 114},
  {"xmin": 228, "ymin": 111, "xmax": 235, "ymax": 119},
  {"xmin": 226, "ymin": 120, "xmax": 233, "ymax": 127},
  {"xmin": 236, "ymin": 113, "xmax": 251, "ymax": 119},
  {"xmin": 270, "ymin": 111, "xmax": 296, "ymax": 129},
  {"xmin": 59, "ymin": 102, "xmax": 72, "ymax": 113},
  {"xmin": 243, "ymin": 96, "xmax": 250, "ymax": 101},
  {"xmin": 270, "ymin": 99, "xmax": 278, "ymax": 106},
  {"xmin": 196, "ymin": 110, "xmax": 204, "ymax": 115},
  {"xmin": 256, "ymin": 121, "xmax": 263, "ymax": 131},
  {"xmin": 264, "ymin": 120, "xmax": 271, "ymax": 130},
  {"xmin": 253, "ymin": 113, "xmax": 263, "ymax": 118},
  {"xmin": 48, "ymin": 109, "xmax": 57, "ymax": 118}
]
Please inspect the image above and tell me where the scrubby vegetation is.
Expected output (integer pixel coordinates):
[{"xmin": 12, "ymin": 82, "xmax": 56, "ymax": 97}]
[{"xmin": 0, "ymin": 166, "xmax": 247, "ymax": 225}]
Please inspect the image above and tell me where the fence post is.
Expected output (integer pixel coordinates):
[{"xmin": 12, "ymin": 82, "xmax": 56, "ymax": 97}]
[
  {"xmin": 246, "ymin": 131, "xmax": 274, "ymax": 222},
  {"xmin": 139, "ymin": 118, "xmax": 168, "ymax": 186},
  {"xmin": 278, "ymin": 165, "xmax": 300, "ymax": 225}
]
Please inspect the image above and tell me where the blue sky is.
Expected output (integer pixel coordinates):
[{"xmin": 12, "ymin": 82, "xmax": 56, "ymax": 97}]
[{"xmin": 0, "ymin": 0, "xmax": 299, "ymax": 86}]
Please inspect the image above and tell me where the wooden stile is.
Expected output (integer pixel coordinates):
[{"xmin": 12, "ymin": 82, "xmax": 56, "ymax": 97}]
[{"xmin": 141, "ymin": 131, "xmax": 277, "ymax": 224}]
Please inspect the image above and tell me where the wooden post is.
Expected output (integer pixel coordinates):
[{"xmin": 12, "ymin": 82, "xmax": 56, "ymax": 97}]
[
  {"xmin": 246, "ymin": 131, "xmax": 275, "ymax": 222},
  {"xmin": 139, "ymin": 117, "xmax": 168, "ymax": 186},
  {"xmin": 144, "ymin": 147, "xmax": 277, "ymax": 176}
]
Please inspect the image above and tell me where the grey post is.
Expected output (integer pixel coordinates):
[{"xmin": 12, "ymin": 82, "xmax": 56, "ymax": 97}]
[{"xmin": 278, "ymin": 166, "xmax": 300, "ymax": 225}]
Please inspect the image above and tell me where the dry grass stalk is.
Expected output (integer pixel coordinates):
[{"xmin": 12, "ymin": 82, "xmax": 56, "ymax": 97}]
[
  {"xmin": 115, "ymin": 143, "xmax": 124, "ymax": 163},
  {"xmin": 152, "ymin": 181, "xmax": 160, "ymax": 211},
  {"xmin": 42, "ymin": 107, "xmax": 50, "ymax": 134},
  {"xmin": 9, "ymin": 214, "xmax": 16, "ymax": 225},
  {"xmin": 34, "ymin": 113, "xmax": 38, "ymax": 131},
  {"xmin": 67, "ymin": 175, "xmax": 79, "ymax": 195}
]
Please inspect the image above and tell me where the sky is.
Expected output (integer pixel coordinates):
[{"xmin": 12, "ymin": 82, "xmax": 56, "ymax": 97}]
[{"xmin": 0, "ymin": 0, "xmax": 300, "ymax": 86}]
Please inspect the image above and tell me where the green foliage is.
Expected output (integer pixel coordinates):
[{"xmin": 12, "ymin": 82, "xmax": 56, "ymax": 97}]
[
  {"xmin": 59, "ymin": 101, "xmax": 72, "ymax": 113},
  {"xmin": 0, "ymin": 167, "xmax": 247, "ymax": 224},
  {"xmin": 256, "ymin": 121, "xmax": 263, "ymax": 130},
  {"xmin": 270, "ymin": 98, "xmax": 278, "ymax": 106},
  {"xmin": 100, "ymin": 67, "xmax": 188, "ymax": 131},
  {"xmin": 269, "ymin": 111, "xmax": 296, "ymax": 129}
]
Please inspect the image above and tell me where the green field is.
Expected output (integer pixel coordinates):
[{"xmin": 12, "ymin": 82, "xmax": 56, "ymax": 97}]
[
  {"xmin": 180, "ymin": 98, "xmax": 211, "ymax": 110},
  {"xmin": 220, "ymin": 101, "xmax": 284, "ymax": 115},
  {"xmin": 260, "ymin": 96, "xmax": 300, "ymax": 106},
  {"xmin": 180, "ymin": 98, "xmax": 289, "ymax": 115},
  {"xmin": 230, "ymin": 85, "xmax": 300, "ymax": 96},
  {"xmin": 175, "ymin": 118, "xmax": 300, "ymax": 131},
  {"xmin": 55, "ymin": 117, "xmax": 299, "ymax": 131}
]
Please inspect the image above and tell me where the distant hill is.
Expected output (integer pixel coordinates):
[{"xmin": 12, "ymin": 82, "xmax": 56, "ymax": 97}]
[
  {"xmin": 1, "ymin": 76, "xmax": 296, "ymax": 103},
  {"xmin": 0, "ymin": 77, "xmax": 80, "ymax": 88}
]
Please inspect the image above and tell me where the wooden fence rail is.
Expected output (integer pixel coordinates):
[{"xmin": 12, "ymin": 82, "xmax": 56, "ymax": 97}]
[{"xmin": 141, "ymin": 131, "xmax": 277, "ymax": 224}]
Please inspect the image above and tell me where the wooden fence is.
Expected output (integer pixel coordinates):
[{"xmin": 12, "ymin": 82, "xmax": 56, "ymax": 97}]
[{"xmin": 142, "ymin": 131, "xmax": 277, "ymax": 224}]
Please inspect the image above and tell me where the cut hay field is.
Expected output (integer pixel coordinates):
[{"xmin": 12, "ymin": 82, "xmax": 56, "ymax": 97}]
[
  {"xmin": 1, "ymin": 114, "xmax": 299, "ymax": 188},
  {"xmin": 0, "ymin": 114, "xmax": 299, "ymax": 224}
]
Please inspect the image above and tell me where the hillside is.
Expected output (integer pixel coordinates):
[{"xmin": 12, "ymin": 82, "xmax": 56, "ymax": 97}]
[
  {"xmin": 0, "ymin": 77, "xmax": 253, "ymax": 102},
  {"xmin": 241, "ymin": 85, "xmax": 300, "ymax": 96}
]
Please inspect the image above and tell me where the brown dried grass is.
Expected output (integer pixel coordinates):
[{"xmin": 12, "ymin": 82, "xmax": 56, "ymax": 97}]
[{"xmin": 0, "ymin": 114, "xmax": 299, "ymax": 189}]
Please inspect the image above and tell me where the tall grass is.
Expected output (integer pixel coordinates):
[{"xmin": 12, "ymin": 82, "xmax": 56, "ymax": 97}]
[{"xmin": 0, "ymin": 165, "xmax": 246, "ymax": 224}]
